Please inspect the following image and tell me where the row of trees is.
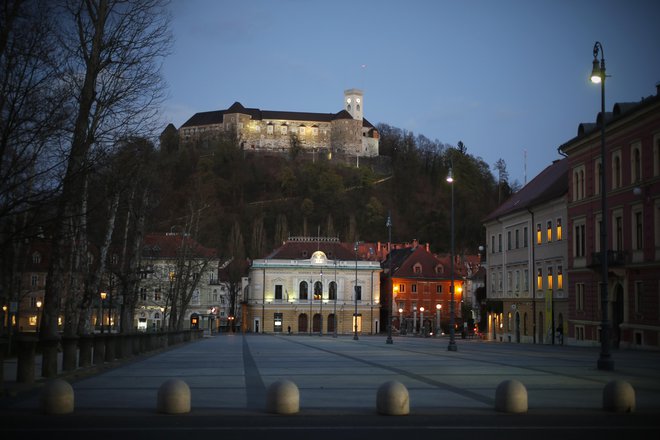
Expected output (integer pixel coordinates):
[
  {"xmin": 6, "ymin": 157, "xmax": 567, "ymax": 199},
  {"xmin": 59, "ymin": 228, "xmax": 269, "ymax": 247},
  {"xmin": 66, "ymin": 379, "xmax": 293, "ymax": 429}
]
[{"xmin": 0, "ymin": 0, "xmax": 172, "ymax": 342}]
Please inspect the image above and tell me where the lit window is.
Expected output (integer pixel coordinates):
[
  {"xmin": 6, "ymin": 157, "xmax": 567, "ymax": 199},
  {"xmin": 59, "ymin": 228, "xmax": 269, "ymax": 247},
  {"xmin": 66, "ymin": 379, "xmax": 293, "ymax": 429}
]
[
  {"xmin": 547, "ymin": 267, "xmax": 553, "ymax": 290},
  {"xmin": 557, "ymin": 266, "xmax": 563, "ymax": 290},
  {"xmin": 398, "ymin": 284, "xmax": 405, "ymax": 293},
  {"xmin": 537, "ymin": 268, "xmax": 543, "ymax": 290},
  {"xmin": 547, "ymin": 221, "xmax": 552, "ymax": 242},
  {"xmin": 556, "ymin": 219, "xmax": 562, "ymax": 241},
  {"xmin": 537, "ymin": 224, "xmax": 542, "ymax": 245}
]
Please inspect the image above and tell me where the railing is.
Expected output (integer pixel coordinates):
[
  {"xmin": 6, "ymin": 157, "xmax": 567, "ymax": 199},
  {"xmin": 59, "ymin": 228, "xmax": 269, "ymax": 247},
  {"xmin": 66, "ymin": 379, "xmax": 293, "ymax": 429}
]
[{"xmin": 590, "ymin": 250, "xmax": 628, "ymax": 268}]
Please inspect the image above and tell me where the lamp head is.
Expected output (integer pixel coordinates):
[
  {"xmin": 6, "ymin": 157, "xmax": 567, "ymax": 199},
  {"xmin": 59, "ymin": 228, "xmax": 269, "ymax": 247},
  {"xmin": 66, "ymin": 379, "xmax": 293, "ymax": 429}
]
[
  {"xmin": 590, "ymin": 58, "xmax": 602, "ymax": 84},
  {"xmin": 446, "ymin": 167, "xmax": 454, "ymax": 183}
]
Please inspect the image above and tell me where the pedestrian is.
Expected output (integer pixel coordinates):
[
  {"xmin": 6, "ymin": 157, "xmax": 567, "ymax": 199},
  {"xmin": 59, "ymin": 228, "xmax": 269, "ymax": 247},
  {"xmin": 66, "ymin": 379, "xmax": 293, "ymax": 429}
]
[{"xmin": 287, "ymin": 325, "xmax": 291, "ymax": 335}]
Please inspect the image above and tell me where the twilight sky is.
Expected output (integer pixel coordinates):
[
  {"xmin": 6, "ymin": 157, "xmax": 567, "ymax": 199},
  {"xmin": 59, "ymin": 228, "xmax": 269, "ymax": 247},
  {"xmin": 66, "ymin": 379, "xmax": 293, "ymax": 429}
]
[{"xmin": 160, "ymin": 0, "xmax": 660, "ymax": 186}]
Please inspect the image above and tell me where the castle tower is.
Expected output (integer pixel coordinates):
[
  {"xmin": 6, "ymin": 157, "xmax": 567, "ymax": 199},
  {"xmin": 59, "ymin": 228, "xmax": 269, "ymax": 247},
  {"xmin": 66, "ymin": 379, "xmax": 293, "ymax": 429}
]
[{"xmin": 344, "ymin": 89, "xmax": 363, "ymax": 121}]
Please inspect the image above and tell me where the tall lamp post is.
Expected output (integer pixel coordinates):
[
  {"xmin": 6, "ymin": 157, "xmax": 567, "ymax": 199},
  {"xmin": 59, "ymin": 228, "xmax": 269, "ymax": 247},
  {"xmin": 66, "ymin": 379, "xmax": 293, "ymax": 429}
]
[
  {"xmin": 447, "ymin": 163, "xmax": 458, "ymax": 351},
  {"xmin": 591, "ymin": 41, "xmax": 613, "ymax": 371},
  {"xmin": 436, "ymin": 304, "xmax": 442, "ymax": 336},
  {"xmin": 100, "ymin": 291, "xmax": 107, "ymax": 334},
  {"xmin": 333, "ymin": 260, "xmax": 338, "ymax": 338},
  {"xmin": 319, "ymin": 270, "xmax": 323, "ymax": 336},
  {"xmin": 354, "ymin": 241, "xmax": 359, "ymax": 340},
  {"xmin": 36, "ymin": 300, "xmax": 42, "ymax": 335},
  {"xmin": 420, "ymin": 306, "xmax": 425, "ymax": 336},
  {"xmin": 386, "ymin": 212, "xmax": 393, "ymax": 344}
]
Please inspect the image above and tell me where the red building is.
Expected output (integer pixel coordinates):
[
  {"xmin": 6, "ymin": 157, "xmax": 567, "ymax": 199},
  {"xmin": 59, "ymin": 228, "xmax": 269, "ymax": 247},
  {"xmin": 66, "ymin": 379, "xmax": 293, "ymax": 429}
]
[
  {"xmin": 381, "ymin": 241, "xmax": 464, "ymax": 335},
  {"xmin": 559, "ymin": 83, "xmax": 660, "ymax": 350}
]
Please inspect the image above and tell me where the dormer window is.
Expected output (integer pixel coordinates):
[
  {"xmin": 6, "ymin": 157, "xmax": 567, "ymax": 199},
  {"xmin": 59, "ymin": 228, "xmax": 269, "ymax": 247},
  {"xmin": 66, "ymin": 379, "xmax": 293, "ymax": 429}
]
[
  {"xmin": 32, "ymin": 252, "xmax": 41, "ymax": 264},
  {"xmin": 413, "ymin": 263, "xmax": 422, "ymax": 274},
  {"xmin": 435, "ymin": 264, "xmax": 444, "ymax": 275}
]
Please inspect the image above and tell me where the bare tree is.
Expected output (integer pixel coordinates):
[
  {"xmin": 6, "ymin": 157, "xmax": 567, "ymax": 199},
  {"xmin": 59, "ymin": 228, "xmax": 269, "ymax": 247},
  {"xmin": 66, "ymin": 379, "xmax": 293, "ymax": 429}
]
[
  {"xmin": 41, "ymin": 0, "xmax": 172, "ymax": 340},
  {"xmin": 224, "ymin": 220, "xmax": 246, "ymax": 332}
]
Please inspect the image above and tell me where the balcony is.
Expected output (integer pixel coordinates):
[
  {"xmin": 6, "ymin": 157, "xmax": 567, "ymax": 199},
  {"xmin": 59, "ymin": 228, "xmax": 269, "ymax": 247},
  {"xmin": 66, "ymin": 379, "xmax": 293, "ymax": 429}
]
[{"xmin": 589, "ymin": 250, "xmax": 628, "ymax": 268}]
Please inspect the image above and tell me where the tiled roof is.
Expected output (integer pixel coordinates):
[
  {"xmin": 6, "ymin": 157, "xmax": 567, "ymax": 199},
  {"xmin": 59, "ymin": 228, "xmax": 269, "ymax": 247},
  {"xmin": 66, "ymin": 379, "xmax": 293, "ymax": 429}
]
[
  {"xmin": 266, "ymin": 239, "xmax": 356, "ymax": 261},
  {"xmin": 141, "ymin": 233, "xmax": 217, "ymax": 259},
  {"xmin": 482, "ymin": 158, "xmax": 568, "ymax": 223},
  {"xmin": 180, "ymin": 103, "xmax": 376, "ymax": 129},
  {"xmin": 382, "ymin": 246, "xmax": 457, "ymax": 280}
]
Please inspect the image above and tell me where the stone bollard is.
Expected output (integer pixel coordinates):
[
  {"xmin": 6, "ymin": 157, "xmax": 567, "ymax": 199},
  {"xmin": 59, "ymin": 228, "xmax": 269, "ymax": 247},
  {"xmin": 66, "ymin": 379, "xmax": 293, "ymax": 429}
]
[
  {"xmin": 603, "ymin": 380, "xmax": 635, "ymax": 413},
  {"xmin": 376, "ymin": 380, "xmax": 410, "ymax": 416},
  {"xmin": 61, "ymin": 336, "xmax": 79, "ymax": 372},
  {"xmin": 78, "ymin": 334, "xmax": 93, "ymax": 368},
  {"xmin": 41, "ymin": 379, "xmax": 74, "ymax": 415},
  {"xmin": 16, "ymin": 335, "xmax": 37, "ymax": 384},
  {"xmin": 495, "ymin": 379, "xmax": 528, "ymax": 413},
  {"xmin": 266, "ymin": 379, "xmax": 300, "ymax": 415},
  {"xmin": 157, "ymin": 379, "xmax": 191, "ymax": 414}
]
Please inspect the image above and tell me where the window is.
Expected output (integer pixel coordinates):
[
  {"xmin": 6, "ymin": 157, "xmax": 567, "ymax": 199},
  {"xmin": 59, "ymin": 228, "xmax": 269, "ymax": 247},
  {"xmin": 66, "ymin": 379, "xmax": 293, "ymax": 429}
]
[
  {"xmin": 299, "ymin": 281, "xmax": 308, "ymax": 300},
  {"xmin": 30, "ymin": 297, "xmax": 38, "ymax": 307},
  {"xmin": 557, "ymin": 266, "xmax": 563, "ymax": 290},
  {"xmin": 498, "ymin": 234, "xmax": 502, "ymax": 252},
  {"xmin": 575, "ymin": 325, "xmax": 585, "ymax": 341},
  {"xmin": 411, "ymin": 284, "xmax": 417, "ymax": 293},
  {"xmin": 507, "ymin": 231, "xmax": 512, "ymax": 250},
  {"xmin": 154, "ymin": 289, "xmax": 161, "ymax": 301},
  {"xmin": 515, "ymin": 270, "xmax": 520, "ymax": 291},
  {"xmin": 515, "ymin": 229, "xmax": 520, "ymax": 249},
  {"xmin": 634, "ymin": 281, "xmax": 644, "ymax": 314},
  {"xmin": 312, "ymin": 126, "xmax": 318, "ymax": 136},
  {"xmin": 595, "ymin": 158, "xmax": 602, "ymax": 195},
  {"xmin": 574, "ymin": 221, "xmax": 586, "ymax": 258},
  {"xmin": 615, "ymin": 214, "xmax": 623, "ymax": 251},
  {"xmin": 192, "ymin": 289, "xmax": 200, "ymax": 305},
  {"xmin": 299, "ymin": 126, "xmax": 306, "ymax": 135},
  {"xmin": 507, "ymin": 271, "xmax": 512, "ymax": 292},
  {"xmin": 612, "ymin": 151, "xmax": 622, "ymax": 189},
  {"xmin": 327, "ymin": 281, "xmax": 336, "ymax": 300},
  {"xmin": 547, "ymin": 221, "xmax": 552, "ymax": 242},
  {"xmin": 654, "ymin": 134, "xmax": 660, "ymax": 176},
  {"xmin": 267, "ymin": 124, "xmax": 273, "ymax": 134},
  {"xmin": 436, "ymin": 285, "xmax": 443, "ymax": 293},
  {"xmin": 275, "ymin": 285, "xmax": 283, "ymax": 300},
  {"xmin": 576, "ymin": 283, "xmax": 585, "ymax": 311},
  {"xmin": 314, "ymin": 281, "xmax": 322, "ymax": 300},
  {"xmin": 524, "ymin": 269, "xmax": 529, "ymax": 291},
  {"xmin": 572, "ymin": 165, "xmax": 586, "ymax": 201},
  {"xmin": 631, "ymin": 143, "xmax": 642, "ymax": 183},
  {"xmin": 31, "ymin": 274, "xmax": 38, "ymax": 287},
  {"xmin": 556, "ymin": 218, "xmax": 562, "ymax": 241},
  {"xmin": 536, "ymin": 223, "xmax": 542, "ymax": 245},
  {"xmin": 547, "ymin": 267, "xmax": 553, "ymax": 290},
  {"xmin": 355, "ymin": 286, "xmax": 362, "ymax": 301},
  {"xmin": 280, "ymin": 124, "xmax": 288, "ymax": 135},
  {"xmin": 633, "ymin": 208, "xmax": 643, "ymax": 251},
  {"xmin": 398, "ymin": 284, "xmax": 405, "ymax": 293},
  {"xmin": 523, "ymin": 226, "xmax": 529, "ymax": 247},
  {"xmin": 491, "ymin": 235, "xmax": 495, "ymax": 253},
  {"xmin": 32, "ymin": 252, "xmax": 41, "ymax": 264},
  {"xmin": 498, "ymin": 271, "xmax": 503, "ymax": 291},
  {"xmin": 413, "ymin": 264, "xmax": 422, "ymax": 274},
  {"xmin": 140, "ymin": 288, "xmax": 147, "ymax": 301},
  {"xmin": 537, "ymin": 268, "xmax": 543, "ymax": 290}
]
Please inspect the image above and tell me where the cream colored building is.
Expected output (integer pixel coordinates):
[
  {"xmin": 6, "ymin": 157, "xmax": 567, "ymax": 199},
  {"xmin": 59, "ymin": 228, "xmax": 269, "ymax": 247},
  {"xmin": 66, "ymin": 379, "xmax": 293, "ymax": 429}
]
[
  {"xmin": 244, "ymin": 237, "xmax": 382, "ymax": 335},
  {"xmin": 483, "ymin": 159, "xmax": 568, "ymax": 344},
  {"xmin": 177, "ymin": 89, "xmax": 379, "ymax": 158}
]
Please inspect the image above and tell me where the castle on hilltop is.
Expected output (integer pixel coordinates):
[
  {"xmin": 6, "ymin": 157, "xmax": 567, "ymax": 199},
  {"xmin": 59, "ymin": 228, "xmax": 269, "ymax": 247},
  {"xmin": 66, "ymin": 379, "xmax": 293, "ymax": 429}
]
[{"xmin": 173, "ymin": 89, "xmax": 380, "ymax": 158}]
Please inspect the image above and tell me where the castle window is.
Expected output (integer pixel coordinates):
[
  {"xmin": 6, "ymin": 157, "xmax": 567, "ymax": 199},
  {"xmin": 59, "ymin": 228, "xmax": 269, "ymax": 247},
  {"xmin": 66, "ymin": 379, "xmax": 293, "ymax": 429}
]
[
  {"xmin": 267, "ymin": 124, "xmax": 273, "ymax": 134},
  {"xmin": 312, "ymin": 126, "xmax": 318, "ymax": 136},
  {"xmin": 280, "ymin": 124, "xmax": 288, "ymax": 135},
  {"xmin": 299, "ymin": 126, "xmax": 305, "ymax": 135}
]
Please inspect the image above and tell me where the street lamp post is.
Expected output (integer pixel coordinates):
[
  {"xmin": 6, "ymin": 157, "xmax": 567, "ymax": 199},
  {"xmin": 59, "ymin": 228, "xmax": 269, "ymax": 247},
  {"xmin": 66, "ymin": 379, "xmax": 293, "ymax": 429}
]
[
  {"xmin": 319, "ymin": 271, "xmax": 323, "ymax": 336},
  {"xmin": 36, "ymin": 300, "xmax": 42, "ymax": 335},
  {"xmin": 591, "ymin": 41, "xmax": 613, "ymax": 371},
  {"xmin": 100, "ymin": 291, "xmax": 107, "ymax": 334},
  {"xmin": 353, "ymin": 242, "xmax": 359, "ymax": 340},
  {"xmin": 447, "ymin": 163, "xmax": 458, "ymax": 351},
  {"xmin": 386, "ymin": 212, "xmax": 393, "ymax": 344},
  {"xmin": 333, "ymin": 260, "xmax": 338, "ymax": 338},
  {"xmin": 398, "ymin": 308, "xmax": 403, "ymax": 333},
  {"xmin": 436, "ymin": 304, "xmax": 442, "ymax": 336},
  {"xmin": 420, "ymin": 306, "xmax": 425, "ymax": 336},
  {"xmin": 413, "ymin": 306, "xmax": 417, "ymax": 334}
]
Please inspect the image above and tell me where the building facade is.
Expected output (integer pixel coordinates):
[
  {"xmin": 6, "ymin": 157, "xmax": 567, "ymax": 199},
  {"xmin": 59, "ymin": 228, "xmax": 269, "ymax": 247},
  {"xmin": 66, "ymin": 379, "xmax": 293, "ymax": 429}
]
[
  {"xmin": 244, "ymin": 237, "xmax": 382, "ymax": 335},
  {"xmin": 483, "ymin": 159, "xmax": 569, "ymax": 344},
  {"xmin": 135, "ymin": 233, "xmax": 225, "ymax": 333},
  {"xmin": 559, "ymin": 84, "xmax": 660, "ymax": 350},
  {"xmin": 382, "ymin": 242, "xmax": 465, "ymax": 336},
  {"xmin": 176, "ymin": 89, "xmax": 379, "ymax": 158}
]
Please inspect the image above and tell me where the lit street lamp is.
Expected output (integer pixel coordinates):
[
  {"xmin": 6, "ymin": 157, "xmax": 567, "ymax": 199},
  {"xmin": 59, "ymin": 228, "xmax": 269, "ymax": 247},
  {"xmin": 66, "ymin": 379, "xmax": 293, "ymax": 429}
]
[
  {"xmin": 398, "ymin": 308, "xmax": 403, "ymax": 333},
  {"xmin": 591, "ymin": 41, "xmax": 613, "ymax": 371},
  {"xmin": 447, "ymin": 162, "xmax": 458, "ymax": 351},
  {"xmin": 436, "ymin": 304, "xmax": 442, "ymax": 336},
  {"xmin": 100, "ymin": 291, "xmax": 107, "ymax": 334},
  {"xmin": 420, "ymin": 306, "xmax": 425, "ymax": 336},
  {"xmin": 353, "ymin": 241, "xmax": 359, "ymax": 341},
  {"xmin": 386, "ymin": 212, "xmax": 393, "ymax": 344},
  {"xmin": 319, "ymin": 270, "xmax": 323, "ymax": 336},
  {"xmin": 36, "ymin": 300, "xmax": 42, "ymax": 335}
]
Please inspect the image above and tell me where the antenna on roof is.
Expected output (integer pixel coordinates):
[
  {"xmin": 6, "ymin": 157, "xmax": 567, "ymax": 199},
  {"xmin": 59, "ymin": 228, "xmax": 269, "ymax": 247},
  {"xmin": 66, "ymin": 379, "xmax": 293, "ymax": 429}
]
[{"xmin": 524, "ymin": 149, "xmax": 527, "ymax": 186}]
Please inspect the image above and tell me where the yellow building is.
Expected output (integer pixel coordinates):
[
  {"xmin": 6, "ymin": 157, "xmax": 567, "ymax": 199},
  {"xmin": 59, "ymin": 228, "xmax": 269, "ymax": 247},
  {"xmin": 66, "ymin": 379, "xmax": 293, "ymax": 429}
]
[{"xmin": 244, "ymin": 237, "xmax": 382, "ymax": 335}]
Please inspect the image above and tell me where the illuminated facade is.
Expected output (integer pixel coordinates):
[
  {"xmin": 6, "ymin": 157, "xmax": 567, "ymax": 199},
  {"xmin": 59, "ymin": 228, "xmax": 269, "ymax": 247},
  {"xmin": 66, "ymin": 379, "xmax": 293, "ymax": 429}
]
[
  {"xmin": 177, "ymin": 89, "xmax": 379, "ymax": 158},
  {"xmin": 483, "ymin": 159, "xmax": 569, "ymax": 344},
  {"xmin": 244, "ymin": 237, "xmax": 382, "ymax": 335}
]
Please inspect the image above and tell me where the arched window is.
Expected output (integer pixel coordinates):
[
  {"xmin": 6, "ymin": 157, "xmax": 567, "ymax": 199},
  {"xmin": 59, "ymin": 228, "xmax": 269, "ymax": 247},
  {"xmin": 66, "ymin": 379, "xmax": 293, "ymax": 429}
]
[
  {"xmin": 329, "ymin": 281, "xmax": 337, "ymax": 300},
  {"xmin": 314, "ymin": 281, "xmax": 322, "ymax": 300},
  {"xmin": 299, "ymin": 281, "xmax": 308, "ymax": 300}
]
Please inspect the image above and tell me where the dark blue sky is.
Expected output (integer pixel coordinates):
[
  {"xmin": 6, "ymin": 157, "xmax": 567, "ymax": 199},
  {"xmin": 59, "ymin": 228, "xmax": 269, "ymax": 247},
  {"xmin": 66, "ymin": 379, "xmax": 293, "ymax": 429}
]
[{"xmin": 160, "ymin": 0, "xmax": 660, "ymax": 186}]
